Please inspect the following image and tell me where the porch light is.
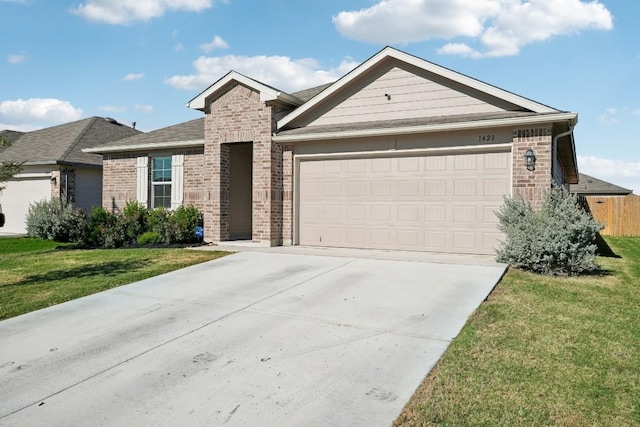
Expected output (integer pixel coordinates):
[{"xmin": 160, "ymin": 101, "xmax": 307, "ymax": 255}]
[{"xmin": 524, "ymin": 148, "xmax": 536, "ymax": 171}]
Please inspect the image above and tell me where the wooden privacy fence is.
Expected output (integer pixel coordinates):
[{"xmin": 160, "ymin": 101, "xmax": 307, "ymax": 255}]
[{"xmin": 582, "ymin": 195, "xmax": 640, "ymax": 237}]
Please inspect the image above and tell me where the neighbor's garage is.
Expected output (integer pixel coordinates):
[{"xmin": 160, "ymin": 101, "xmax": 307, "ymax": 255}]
[
  {"xmin": 298, "ymin": 149, "xmax": 510, "ymax": 255},
  {"xmin": 0, "ymin": 176, "xmax": 50, "ymax": 234}
]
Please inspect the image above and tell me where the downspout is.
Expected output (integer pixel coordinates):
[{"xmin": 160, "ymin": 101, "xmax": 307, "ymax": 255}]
[{"xmin": 553, "ymin": 124, "xmax": 575, "ymax": 187}]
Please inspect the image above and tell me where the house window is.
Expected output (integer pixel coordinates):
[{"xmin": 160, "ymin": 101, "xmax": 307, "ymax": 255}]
[{"xmin": 152, "ymin": 156, "xmax": 172, "ymax": 208}]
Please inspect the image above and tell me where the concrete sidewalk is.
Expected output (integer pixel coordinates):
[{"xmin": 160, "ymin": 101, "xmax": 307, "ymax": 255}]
[{"xmin": 0, "ymin": 249, "xmax": 506, "ymax": 426}]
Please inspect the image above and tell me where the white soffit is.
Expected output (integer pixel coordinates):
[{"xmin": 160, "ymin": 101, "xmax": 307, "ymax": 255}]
[
  {"xmin": 277, "ymin": 46, "xmax": 558, "ymax": 130},
  {"xmin": 83, "ymin": 139, "xmax": 204, "ymax": 154},
  {"xmin": 187, "ymin": 71, "xmax": 302, "ymax": 111}
]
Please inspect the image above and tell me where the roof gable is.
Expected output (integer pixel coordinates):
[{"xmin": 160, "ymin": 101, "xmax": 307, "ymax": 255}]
[
  {"xmin": 278, "ymin": 46, "xmax": 558, "ymax": 130},
  {"xmin": 187, "ymin": 71, "xmax": 303, "ymax": 112}
]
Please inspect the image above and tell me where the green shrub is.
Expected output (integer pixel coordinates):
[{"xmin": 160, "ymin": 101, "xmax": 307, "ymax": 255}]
[
  {"xmin": 148, "ymin": 207, "xmax": 173, "ymax": 244},
  {"xmin": 171, "ymin": 205, "xmax": 201, "ymax": 243},
  {"xmin": 25, "ymin": 198, "xmax": 86, "ymax": 242},
  {"xmin": 122, "ymin": 201, "xmax": 149, "ymax": 245},
  {"xmin": 495, "ymin": 185, "xmax": 603, "ymax": 276},
  {"xmin": 88, "ymin": 207, "xmax": 126, "ymax": 248},
  {"xmin": 137, "ymin": 231, "xmax": 161, "ymax": 246}
]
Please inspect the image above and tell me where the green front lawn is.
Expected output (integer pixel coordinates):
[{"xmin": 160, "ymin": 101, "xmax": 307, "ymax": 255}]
[
  {"xmin": 395, "ymin": 236, "xmax": 640, "ymax": 426},
  {"xmin": 0, "ymin": 238, "xmax": 228, "ymax": 321}
]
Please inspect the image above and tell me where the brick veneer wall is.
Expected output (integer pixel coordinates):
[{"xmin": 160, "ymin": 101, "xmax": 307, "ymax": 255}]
[
  {"xmin": 182, "ymin": 148, "xmax": 206, "ymax": 211},
  {"xmin": 103, "ymin": 149, "xmax": 205, "ymax": 212},
  {"xmin": 282, "ymin": 145, "xmax": 294, "ymax": 245},
  {"xmin": 512, "ymin": 127, "xmax": 553, "ymax": 208},
  {"xmin": 204, "ymin": 83, "xmax": 283, "ymax": 245},
  {"xmin": 103, "ymin": 153, "xmax": 139, "ymax": 211}
]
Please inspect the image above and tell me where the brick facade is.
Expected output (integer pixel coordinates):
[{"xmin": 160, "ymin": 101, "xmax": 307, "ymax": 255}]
[
  {"xmin": 103, "ymin": 153, "xmax": 139, "ymax": 211},
  {"xmin": 103, "ymin": 149, "xmax": 205, "ymax": 212},
  {"xmin": 511, "ymin": 127, "xmax": 553, "ymax": 208},
  {"xmin": 281, "ymin": 145, "xmax": 294, "ymax": 245},
  {"xmin": 204, "ymin": 83, "xmax": 284, "ymax": 245}
]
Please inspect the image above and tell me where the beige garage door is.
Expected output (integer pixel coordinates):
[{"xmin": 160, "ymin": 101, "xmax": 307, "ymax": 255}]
[
  {"xmin": 298, "ymin": 151, "xmax": 510, "ymax": 255},
  {"xmin": 0, "ymin": 178, "xmax": 51, "ymax": 234}
]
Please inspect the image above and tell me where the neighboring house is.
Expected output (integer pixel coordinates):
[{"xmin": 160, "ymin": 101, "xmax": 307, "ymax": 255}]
[
  {"xmin": 570, "ymin": 173, "xmax": 633, "ymax": 196},
  {"xmin": 0, "ymin": 117, "xmax": 140, "ymax": 234},
  {"xmin": 87, "ymin": 47, "xmax": 579, "ymax": 255}
]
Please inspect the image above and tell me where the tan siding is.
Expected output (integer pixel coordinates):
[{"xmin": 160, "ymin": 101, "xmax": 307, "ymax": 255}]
[{"xmin": 306, "ymin": 66, "xmax": 507, "ymax": 127}]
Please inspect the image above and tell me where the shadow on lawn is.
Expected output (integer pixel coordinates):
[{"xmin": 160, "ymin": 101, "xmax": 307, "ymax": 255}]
[
  {"xmin": 2, "ymin": 259, "xmax": 151, "ymax": 288},
  {"xmin": 595, "ymin": 234, "xmax": 621, "ymax": 258}
]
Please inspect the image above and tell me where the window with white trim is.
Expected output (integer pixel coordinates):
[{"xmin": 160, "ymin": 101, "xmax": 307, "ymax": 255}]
[{"xmin": 151, "ymin": 156, "xmax": 172, "ymax": 208}]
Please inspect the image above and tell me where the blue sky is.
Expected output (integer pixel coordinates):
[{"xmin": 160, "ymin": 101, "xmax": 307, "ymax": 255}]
[{"xmin": 1, "ymin": 0, "xmax": 639, "ymax": 192}]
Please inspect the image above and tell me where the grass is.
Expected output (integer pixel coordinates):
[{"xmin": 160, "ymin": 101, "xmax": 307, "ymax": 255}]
[
  {"xmin": 0, "ymin": 237, "xmax": 228, "ymax": 321},
  {"xmin": 395, "ymin": 236, "xmax": 640, "ymax": 426}
]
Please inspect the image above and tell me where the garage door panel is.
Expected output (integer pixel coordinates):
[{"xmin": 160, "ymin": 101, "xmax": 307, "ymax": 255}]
[
  {"xmin": 298, "ymin": 151, "xmax": 509, "ymax": 255},
  {"xmin": 371, "ymin": 205, "xmax": 391, "ymax": 221},
  {"xmin": 0, "ymin": 178, "xmax": 51, "ymax": 234},
  {"xmin": 371, "ymin": 229, "xmax": 391, "ymax": 245}
]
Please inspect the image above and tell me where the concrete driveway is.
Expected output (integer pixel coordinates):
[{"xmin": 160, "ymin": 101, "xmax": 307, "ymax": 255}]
[{"xmin": 0, "ymin": 248, "xmax": 506, "ymax": 426}]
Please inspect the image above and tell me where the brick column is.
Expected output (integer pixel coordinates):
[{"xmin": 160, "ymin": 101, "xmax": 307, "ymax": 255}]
[
  {"xmin": 204, "ymin": 83, "xmax": 281, "ymax": 245},
  {"xmin": 203, "ymin": 121, "xmax": 231, "ymax": 242},
  {"xmin": 512, "ymin": 127, "xmax": 552, "ymax": 209},
  {"xmin": 282, "ymin": 145, "xmax": 294, "ymax": 245}
]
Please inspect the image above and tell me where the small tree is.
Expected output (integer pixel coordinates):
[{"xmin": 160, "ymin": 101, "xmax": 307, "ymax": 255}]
[
  {"xmin": 495, "ymin": 185, "xmax": 603, "ymax": 276},
  {"xmin": 0, "ymin": 135, "xmax": 22, "ymax": 195}
]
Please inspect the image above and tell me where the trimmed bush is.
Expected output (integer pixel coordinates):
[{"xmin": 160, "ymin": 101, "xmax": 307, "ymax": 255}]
[
  {"xmin": 26, "ymin": 198, "xmax": 87, "ymax": 243},
  {"xmin": 137, "ymin": 231, "xmax": 161, "ymax": 246},
  {"xmin": 495, "ymin": 185, "xmax": 603, "ymax": 276},
  {"xmin": 122, "ymin": 201, "xmax": 149, "ymax": 245},
  {"xmin": 171, "ymin": 205, "xmax": 202, "ymax": 243},
  {"xmin": 88, "ymin": 207, "xmax": 126, "ymax": 248},
  {"xmin": 148, "ymin": 207, "xmax": 173, "ymax": 244}
]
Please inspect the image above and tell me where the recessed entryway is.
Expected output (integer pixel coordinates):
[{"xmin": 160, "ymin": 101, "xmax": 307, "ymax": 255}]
[{"xmin": 229, "ymin": 142, "xmax": 253, "ymax": 240}]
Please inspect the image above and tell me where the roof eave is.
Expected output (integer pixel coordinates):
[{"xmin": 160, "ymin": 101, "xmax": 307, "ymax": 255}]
[
  {"xmin": 83, "ymin": 139, "xmax": 205, "ymax": 154},
  {"xmin": 273, "ymin": 112, "xmax": 578, "ymax": 143}
]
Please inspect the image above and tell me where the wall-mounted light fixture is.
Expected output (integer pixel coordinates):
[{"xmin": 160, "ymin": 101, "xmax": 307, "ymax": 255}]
[
  {"xmin": 50, "ymin": 176, "xmax": 57, "ymax": 185},
  {"xmin": 524, "ymin": 148, "xmax": 536, "ymax": 171}
]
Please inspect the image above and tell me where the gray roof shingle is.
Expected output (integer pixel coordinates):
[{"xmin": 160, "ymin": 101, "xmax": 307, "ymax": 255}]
[
  {"xmin": 0, "ymin": 117, "xmax": 141, "ymax": 166},
  {"xmin": 290, "ymin": 83, "xmax": 334, "ymax": 103},
  {"xmin": 570, "ymin": 173, "xmax": 633, "ymax": 196},
  {"xmin": 90, "ymin": 117, "xmax": 204, "ymax": 151}
]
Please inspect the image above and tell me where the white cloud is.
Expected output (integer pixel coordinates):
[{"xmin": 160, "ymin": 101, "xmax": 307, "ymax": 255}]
[
  {"xmin": 334, "ymin": 0, "xmax": 613, "ymax": 58},
  {"xmin": 98, "ymin": 105, "xmax": 126, "ymax": 112},
  {"xmin": 134, "ymin": 104, "xmax": 154, "ymax": 113},
  {"xmin": 597, "ymin": 107, "xmax": 640, "ymax": 125},
  {"xmin": 122, "ymin": 72, "xmax": 144, "ymax": 81},
  {"xmin": 165, "ymin": 54, "xmax": 359, "ymax": 93},
  {"xmin": 172, "ymin": 28, "xmax": 178, "ymax": 38},
  {"xmin": 71, "ymin": 0, "xmax": 213, "ymax": 25},
  {"xmin": 200, "ymin": 36, "xmax": 229, "ymax": 52},
  {"xmin": 0, "ymin": 98, "xmax": 83, "ymax": 131},
  {"xmin": 7, "ymin": 54, "xmax": 26, "ymax": 64},
  {"xmin": 578, "ymin": 155, "xmax": 640, "ymax": 194},
  {"xmin": 174, "ymin": 43, "xmax": 185, "ymax": 52},
  {"xmin": 437, "ymin": 43, "xmax": 482, "ymax": 59}
]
